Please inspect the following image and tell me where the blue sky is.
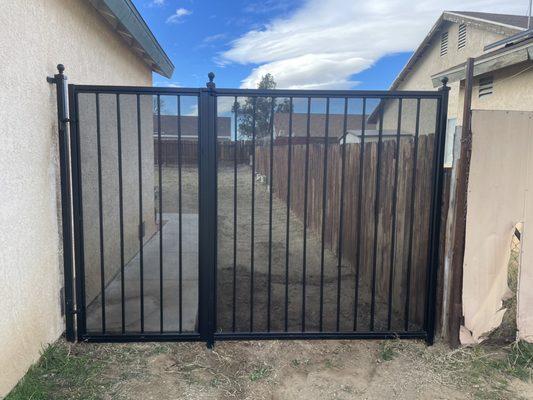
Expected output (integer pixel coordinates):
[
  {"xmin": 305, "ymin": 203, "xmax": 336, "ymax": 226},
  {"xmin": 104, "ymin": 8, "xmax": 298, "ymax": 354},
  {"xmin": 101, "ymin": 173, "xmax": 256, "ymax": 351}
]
[{"xmin": 134, "ymin": 0, "xmax": 527, "ymax": 90}]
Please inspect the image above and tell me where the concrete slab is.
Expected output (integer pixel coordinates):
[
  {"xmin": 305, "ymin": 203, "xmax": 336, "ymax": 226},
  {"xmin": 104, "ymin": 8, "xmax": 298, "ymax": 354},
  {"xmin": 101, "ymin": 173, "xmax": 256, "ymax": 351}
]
[{"xmin": 86, "ymin": 213, "xmax": 199, "ymax": 333}]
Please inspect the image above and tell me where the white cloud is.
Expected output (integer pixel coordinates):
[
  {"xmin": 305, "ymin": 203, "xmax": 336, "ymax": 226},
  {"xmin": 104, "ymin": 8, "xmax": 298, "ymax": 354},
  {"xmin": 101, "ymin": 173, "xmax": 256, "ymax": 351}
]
[
  {"xmin": 149, "ymin": 0, "xmax": 166, "ymax": 7},
  {"xmin": 221, "ymin": 0, "xmax": 527, "ymax": 89},
  {"xmin": 156, "ymin": 82, "xmax": 182, "ymax": 88},
  {"xmin": 203, "ymin": 33, "xmax": 227, "ymax": 43},
  {"xmin": 166, "ymin": 8, "xmax": 192, "ymax": 24}
]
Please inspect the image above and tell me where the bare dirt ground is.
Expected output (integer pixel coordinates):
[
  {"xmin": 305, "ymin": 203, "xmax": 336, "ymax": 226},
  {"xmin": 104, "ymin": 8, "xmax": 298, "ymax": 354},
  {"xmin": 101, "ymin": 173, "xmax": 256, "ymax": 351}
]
[
  {"xmin": 7, "ymin": 338, "xmax": 533, "ymax": 400},
  {"xmin": 161, "ymin": 163, "xmax": 406, "ymax": 334},
  {"xmin": 8, "ymin": 167, "xmax": 533, "ymax": 400}
]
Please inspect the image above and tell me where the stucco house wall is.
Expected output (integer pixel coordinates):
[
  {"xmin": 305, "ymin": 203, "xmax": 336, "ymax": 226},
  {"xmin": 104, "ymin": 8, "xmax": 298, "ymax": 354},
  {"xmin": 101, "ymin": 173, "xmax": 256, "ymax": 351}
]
[
  {"xmin": 77, "ymin": 93, "xmax": 157, "ymax": 311},
  {"xmin": 381, "ymin": 21, "xmax": 507, "ymax": 132},
  {"xmin": 455, "ymin": 62, "xmax": 533, "ymax": 125},
  {"xmin": 0, "ymin": 0, "xmax": 153, "ymax": 396},
  {"xmin": 395, "ymin": 20, "xmax": 506, "ymax": 116}
]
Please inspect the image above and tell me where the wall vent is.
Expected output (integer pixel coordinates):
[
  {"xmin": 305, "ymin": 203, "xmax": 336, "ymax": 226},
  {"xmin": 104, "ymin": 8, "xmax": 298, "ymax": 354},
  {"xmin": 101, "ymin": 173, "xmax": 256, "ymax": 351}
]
[
  {"xmin": 440, "ymin": 31, "xmax": 449, "ymax": 56},
  {"xmin": 458, "ymin": 24, "xmax": 467, "ymax": 49},
  {"xmin": 479, "ymin": 76, "xmax": 494, "ymax": 97}
]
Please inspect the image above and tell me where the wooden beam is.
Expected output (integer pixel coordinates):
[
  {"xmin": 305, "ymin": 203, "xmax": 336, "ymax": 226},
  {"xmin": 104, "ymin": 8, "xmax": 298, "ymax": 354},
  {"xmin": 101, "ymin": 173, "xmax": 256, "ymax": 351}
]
[{"xmin": 448, "ymin": 58, "xmax": 474, "ymax": 347}]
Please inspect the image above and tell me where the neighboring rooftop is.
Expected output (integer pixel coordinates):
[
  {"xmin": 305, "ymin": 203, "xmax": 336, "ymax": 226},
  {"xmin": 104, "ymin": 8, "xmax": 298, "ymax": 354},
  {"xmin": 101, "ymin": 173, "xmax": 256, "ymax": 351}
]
[
  {"xmin": 88, "ymin": 0, "xmax": 174, "ymax": 78},
  {"xmin": 274, "ymin": 113, "xmax": 376, "ymax": 138},
  {"xmin": 153, "ymin": 115, "xmax": 231, "ymax": 138}
]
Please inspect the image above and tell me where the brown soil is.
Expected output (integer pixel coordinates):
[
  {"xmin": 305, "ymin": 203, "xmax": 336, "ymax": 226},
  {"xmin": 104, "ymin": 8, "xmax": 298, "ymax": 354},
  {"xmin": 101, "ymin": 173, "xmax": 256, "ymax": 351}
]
[
  {"xmin": 44, "ymin": 338, "xmax": 531, "ymax": 400},
  {"xmin": 160, "ymin": 163, "xmax": 404, "ymax": 334}
]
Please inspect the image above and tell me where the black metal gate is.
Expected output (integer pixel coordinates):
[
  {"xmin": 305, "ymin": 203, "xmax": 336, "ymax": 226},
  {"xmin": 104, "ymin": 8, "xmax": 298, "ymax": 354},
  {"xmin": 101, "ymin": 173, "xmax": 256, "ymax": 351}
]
[{"xmin": 56, "ymin": 68, "xmax": 449, "ymax": 346}]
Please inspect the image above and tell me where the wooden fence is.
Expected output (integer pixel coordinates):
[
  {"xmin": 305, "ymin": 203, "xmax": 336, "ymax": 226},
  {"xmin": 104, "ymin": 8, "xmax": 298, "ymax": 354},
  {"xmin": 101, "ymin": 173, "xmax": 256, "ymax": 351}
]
[
  {"xmin": 155, "ymin": 139, "xmax": 254, "ymax": 165},
  {"xmin": 255, "ymin": 136, "xmax": 437, "ymax": 326}
]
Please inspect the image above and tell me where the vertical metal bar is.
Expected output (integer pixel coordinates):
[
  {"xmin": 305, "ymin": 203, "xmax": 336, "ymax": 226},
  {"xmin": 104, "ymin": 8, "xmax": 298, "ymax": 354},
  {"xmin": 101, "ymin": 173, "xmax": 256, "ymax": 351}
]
[
  {"xmin": 95, "ymin": 93, "xmax": 106, "ymax": 334},
  {"xmin": 199, "ymin": 73, "xmax": 216, "ymax": 348},
  {"xmin": 336, "ymin": 97, "xmax": 348, "ymax": 332},
  {"xmin": 301, "ymin": 97, "xmax": 311, "ymax": 332},
  {"xmin": 213, "ymin": 91, "xmax": 219, "ymax": 336},
  {"xmin": 136, "ymin": 94, "xmax": 145, "ymax": 333},
  {"xmin": 250, "ymin": 97, "xmax": 257, "ymax": 332},
  {"xmin": 157, "ymin": 95, "xmax": 164, "ymax": 333},
  {"xmin": 425, "ymin": 82, "xmax": 450, "ymax": 345},
  {"xmin": 177, "ymin": 95, "xmax": 183, "ymax": 333},
  {"xmin": 284, "ymin": 97, "xmax": 294, "ymax": 332},
  {"xmin": 69, "ymin": 86, "xmax": 87, "ymax": 339},
  {"xmin": 353, "ymin": 98, "xmax": 366, "ymax": 331},
  {"xmin": 267, "ymin": 98, "xmax": 275, "ymax": 332},
  {"xmin": 387, "ymin": 99, "xmax": 402, "ymax": 331},
  {"xmin": 370, "ymin": 100, "xmax": 384, "ymax": 331},
  {"xmin": 319, "ymin": 97, "xmax": 330, "ymax": 332},
  {"xmin": 51, "ymin": 66, "xmax": 75, "ymax": 341},
  {"xmin": 232, "ymin": 96, "xmax": 238, "ymax": 332},
  {"xmin": 404, "ymin": 98, "xmax": 421, "ymax": 332},
  {"xmin": 116, "ymin": 94, "xmax": 126, "ymax": 334}
]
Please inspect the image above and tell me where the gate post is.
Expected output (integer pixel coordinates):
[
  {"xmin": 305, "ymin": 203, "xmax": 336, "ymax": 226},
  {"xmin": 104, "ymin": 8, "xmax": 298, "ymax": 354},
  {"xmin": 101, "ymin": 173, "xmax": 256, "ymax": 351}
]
[
  {"xmin": 425, "ymin": 78, "xmax": 450, "ymax": 345},
  {"xmin": 198, "ymin": 73, "xmax": 217, "ymax": 348},
  {"xmin": 47, "ymin": 64, "xmax": 75, "ymax": 342}
]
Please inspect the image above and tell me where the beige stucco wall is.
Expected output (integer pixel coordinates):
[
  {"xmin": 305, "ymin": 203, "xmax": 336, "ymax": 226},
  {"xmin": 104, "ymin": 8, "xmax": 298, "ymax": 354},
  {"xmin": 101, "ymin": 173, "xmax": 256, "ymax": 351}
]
[
  {"xmin": 77, "ymin": 94, "xmax": 156, "ymax": 310},
  {"xmin": 390, "ymin": 21, "xmax": 507, "ymax": 122},
  {"xmin": 455, "ymin": 62, "xmax": 533, "ymax": 125},
  {"xmin": 0, "ymin": 0, "xmax": 153, "ymax": 397}
]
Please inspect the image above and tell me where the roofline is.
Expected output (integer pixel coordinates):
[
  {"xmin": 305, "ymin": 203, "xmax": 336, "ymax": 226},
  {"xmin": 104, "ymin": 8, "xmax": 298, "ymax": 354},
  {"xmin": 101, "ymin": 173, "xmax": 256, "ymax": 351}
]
[
  {"xmin": 88, "ymin": 0, "xmax": 174, "ymax": 78},
  {"xmin": 445, "ymin": 11, "xmax": 528, "ymax": 32},
  {"xmin": 386, "ymin": 11, "xmax": 524, "ymax": 93},
  {"xmin": 368, "ymin": 11, "xmax": 525, "ymax": 122},
  {"xmin": 430, "ymin": 37, "xmax": 533, "ymax": 86}
]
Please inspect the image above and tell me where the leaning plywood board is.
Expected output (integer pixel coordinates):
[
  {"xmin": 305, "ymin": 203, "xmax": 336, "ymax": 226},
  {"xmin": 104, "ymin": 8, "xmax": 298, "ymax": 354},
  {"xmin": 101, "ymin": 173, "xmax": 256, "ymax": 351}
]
[{"xmin": 462, "ymin": 110, "xmax": 533, "ymax": 343}]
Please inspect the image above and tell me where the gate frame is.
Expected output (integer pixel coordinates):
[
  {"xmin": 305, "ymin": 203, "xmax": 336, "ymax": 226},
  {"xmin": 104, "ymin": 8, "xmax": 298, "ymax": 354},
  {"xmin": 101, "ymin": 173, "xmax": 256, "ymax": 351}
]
[{"xmin": 53, "ymin": 66, "xmax": 449, "ymax": 346}]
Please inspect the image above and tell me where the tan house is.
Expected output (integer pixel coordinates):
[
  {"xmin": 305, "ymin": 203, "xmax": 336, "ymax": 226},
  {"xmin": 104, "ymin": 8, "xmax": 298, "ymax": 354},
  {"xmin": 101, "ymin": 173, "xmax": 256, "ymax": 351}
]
[
  {"xmin": 383, "ymin": 11, "xmax": 533, "ymax": 344},
  {"xmin": 381, "ymin": 11, "xmax": 530, "ymax": 165},
  {"xmin": 0, "ymin": 0, "xmax": 173, "ymax": 396}
]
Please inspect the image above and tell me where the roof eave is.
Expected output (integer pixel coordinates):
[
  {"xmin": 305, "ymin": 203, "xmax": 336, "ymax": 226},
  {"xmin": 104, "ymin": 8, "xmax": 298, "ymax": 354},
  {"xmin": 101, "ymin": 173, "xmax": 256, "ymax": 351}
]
[
  {"xmin": 88, "ymin": 0, "xmax": 174, "ymax": 78},
  {"xmin": 430, "ymin": 39, "xmax": 533, "ymax": 86}
]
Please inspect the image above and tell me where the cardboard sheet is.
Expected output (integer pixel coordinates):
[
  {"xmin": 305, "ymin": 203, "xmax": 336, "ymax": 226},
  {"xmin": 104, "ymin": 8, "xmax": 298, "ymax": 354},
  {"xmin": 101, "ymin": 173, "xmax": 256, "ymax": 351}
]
[{"xmin": 463, "ymin": 110, "xmax": 533, "ymax": 343}]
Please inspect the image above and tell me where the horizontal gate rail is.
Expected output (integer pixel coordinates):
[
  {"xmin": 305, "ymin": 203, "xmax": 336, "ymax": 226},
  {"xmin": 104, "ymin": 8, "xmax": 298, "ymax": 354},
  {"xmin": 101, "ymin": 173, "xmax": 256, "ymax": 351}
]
[{"xmin": 58, "ymin": 69, "xmax": 449, "ymax": 346}]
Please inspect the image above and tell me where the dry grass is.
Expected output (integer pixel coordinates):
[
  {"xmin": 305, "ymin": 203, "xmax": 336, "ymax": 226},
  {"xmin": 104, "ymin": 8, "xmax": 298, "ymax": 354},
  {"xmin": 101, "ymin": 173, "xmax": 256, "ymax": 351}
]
[{"xmin": 6, "ymin": 338, "xmax": 533, "ymax": 400}]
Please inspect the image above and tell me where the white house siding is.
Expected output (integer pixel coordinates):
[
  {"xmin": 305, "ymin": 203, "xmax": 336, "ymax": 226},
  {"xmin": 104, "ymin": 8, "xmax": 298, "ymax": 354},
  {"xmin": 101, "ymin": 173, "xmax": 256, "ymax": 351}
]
[{"xmin": 0, "ymin": 0, "xmax": 152, "ymax": 396}]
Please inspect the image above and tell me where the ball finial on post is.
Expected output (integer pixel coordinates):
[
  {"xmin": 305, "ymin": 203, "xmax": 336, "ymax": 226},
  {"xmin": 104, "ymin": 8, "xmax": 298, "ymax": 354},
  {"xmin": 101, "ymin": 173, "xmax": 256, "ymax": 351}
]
[
  {"xmin": 57, "ymin": 64, "xmax": 65, "ymax": 74},
  {"xmin": 207, "ymin": 72, "xmax": 216, "ymax": 89}
]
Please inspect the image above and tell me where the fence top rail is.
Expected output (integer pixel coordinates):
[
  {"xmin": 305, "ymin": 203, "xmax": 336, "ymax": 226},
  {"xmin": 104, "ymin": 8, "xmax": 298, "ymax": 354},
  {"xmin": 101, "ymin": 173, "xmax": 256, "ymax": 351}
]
[
  {"xmin": 213, "ymin": 88, "xmax": 444, "ymax": 99},
  {"xmin": 70, "ymin": 84, "xmax": 444, "ymax": 99},
  {"xmin": 70, "ymin": 84, "xmax": 202, "ymax": 95}
]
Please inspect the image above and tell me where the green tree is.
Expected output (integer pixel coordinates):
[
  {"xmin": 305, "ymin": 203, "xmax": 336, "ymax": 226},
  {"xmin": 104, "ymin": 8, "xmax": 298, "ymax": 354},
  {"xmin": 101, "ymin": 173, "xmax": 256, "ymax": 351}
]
[{"xmin": 233, "ymin": 74, "xmax": 291, "ymax": 139}]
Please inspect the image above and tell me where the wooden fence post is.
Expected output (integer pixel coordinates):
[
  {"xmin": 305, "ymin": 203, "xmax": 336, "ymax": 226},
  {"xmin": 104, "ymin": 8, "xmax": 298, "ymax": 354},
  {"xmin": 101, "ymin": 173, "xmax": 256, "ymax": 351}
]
[{"xmin": 448, "ymin": 57, "xmax": 474, "ymax": 347}]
